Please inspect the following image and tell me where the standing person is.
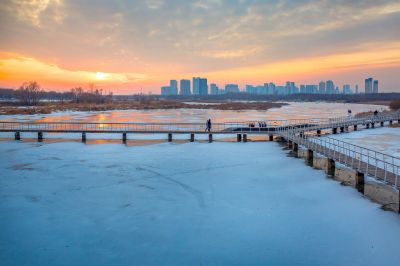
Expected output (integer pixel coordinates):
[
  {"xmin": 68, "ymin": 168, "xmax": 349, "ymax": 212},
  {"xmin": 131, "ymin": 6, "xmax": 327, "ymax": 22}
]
[
  {"xmin": 348, "ymin": 109, "xmax": 352, "ymax": 119},
  {"xmin": 374, "ymin": 110, "xmax": 378, "ymax": 116},
  {"xmin": 207, "ymin": 119, "xmax": 212, "ymax": 132}
]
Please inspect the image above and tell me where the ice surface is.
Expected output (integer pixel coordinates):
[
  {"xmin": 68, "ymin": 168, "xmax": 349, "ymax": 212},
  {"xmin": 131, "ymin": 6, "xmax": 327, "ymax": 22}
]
[{"xmin": 1, "ymin": 141, "xmax": 400, "ymax": 265}]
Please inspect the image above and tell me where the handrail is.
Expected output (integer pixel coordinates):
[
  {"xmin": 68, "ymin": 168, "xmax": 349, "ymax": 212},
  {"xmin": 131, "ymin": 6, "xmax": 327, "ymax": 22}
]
[{"xmin": 275, "ymin": 114, "xmax": 400, "ymax": 188}]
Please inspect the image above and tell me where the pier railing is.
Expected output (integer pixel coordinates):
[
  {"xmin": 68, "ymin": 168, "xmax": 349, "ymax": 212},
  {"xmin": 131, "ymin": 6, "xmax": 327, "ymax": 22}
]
[{"xmin": 277, "ymin": 119, "xmax": 400, "ymax": 188}]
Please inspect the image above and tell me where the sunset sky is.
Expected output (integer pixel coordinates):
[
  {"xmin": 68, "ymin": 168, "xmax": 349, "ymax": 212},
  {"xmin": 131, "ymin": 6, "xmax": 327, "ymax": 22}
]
[{"xmin": 0, "ymin": 0, "xmax": 399, "ymax": 94}]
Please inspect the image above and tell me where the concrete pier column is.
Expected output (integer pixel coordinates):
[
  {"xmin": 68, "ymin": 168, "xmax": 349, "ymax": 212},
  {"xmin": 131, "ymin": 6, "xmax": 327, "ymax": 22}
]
[
  {"xmin": 354, "ymin": 125, "xmax": 358, "ymax": 131},
  {"xmin": 307, "ymin": 149, "xmax": 314, "ymax": 166},
  {"xmin": 15, "ymin": 131, "xmax": 20, "ymax": 140},
  {"xmin": 122, "ymin": 132, "xmax": 127, "ymax": 143},
  {"xmin": 292, "ymin": 143, "xmax": 298, "ymax": 152},
  {"xmin": 168, "ymin": 133, "xmax": 172, "ymax": 142},
  {"xmin": 366, "ymin": 123, "xmax": 370, "ymax": 129},
  {"xmin": 82, "ymin": 132, "xmax": 86, "ymax": 143},
  {"xmin": 380, "ymin": 121, "xmax": 384, "ymax": 127},
  {"xmin": 38, "ymin": 131, "xmax": 43, "ymax": 142},
  {"xmin": 190, "ymin": 133, "xmax": 195, "ymax": 142},
  {"xmin": 332, "ymin": 128, "xmax": 337, "ymax": 134},
  {"xmin": 269, "ymin": 135, "xmax": 273, "ymax": 141},
  {"xmin": 389, "ymin": 120, "xmax": 393, "ymax": 125},
  {"xmin": 208, "ymin": 134, "xmax": 213, "ymax": 143},
  {"xmin": 371, "ymin": 123, "xmax": 375, "ymax": 128},
  {"xmin": 398, "ymin": 119, "xmax": 400, "ymax": 124},
  {"xmin": 327, "ymin": 159, "xmax": 335, "ymax": 176},
  {"xmin": 340, "ymin": 127, "xmax": 344, "ymax": 133},
  {"xmin": 355, "ymin": 172, "xmax": 365, "ymax": 193},
  {"xmin": 316, "ymin": 129, "xmax": 321, "ymax": 136},
  {"xmin": 243, "ymin": 134, "xmax": 247, "ymax": 142},
  {"xmin": 237, "ymin": 134, "xmax": 242, "ymax": 142},
  {"xmin": 288, "ymin": 140, "xmax": 293, "ymax": 148}
]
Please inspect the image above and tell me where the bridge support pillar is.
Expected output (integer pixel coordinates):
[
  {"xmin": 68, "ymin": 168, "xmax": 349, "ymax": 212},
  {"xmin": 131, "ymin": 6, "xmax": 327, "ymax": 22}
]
[
  {"xmin": 269, "ymin": 135, "xmax": 273, "ymax": 141},
  {"xmin": 38, "ymin": 131, "xmax": 43, "ymax": 142},
  {"xmin": 332, "ymin": 128, "xmax": 337, "ymax": 134},
  {"xmin": 243, "ymin": 134, "xmax": 247, "ymax": 142},
  {"xmin": 354, "ymin": 125, "xmax": 357, "ymax": 131},
  {"xmin": 366, "ymin": 123, "xmax": 370, "ymax": 129},
  {"xmin": 389, "ymin": 120, "xmax": 393, "ymax": 125},
  {"xmin": 380, "ymin": 121, "xmax": 384, "ymax": 127},
  {"xmin": 307, "ymin": 149, "xmax": 313, "ymax": 166},
  {"xmin": 237, "ymin": 134, "xmax": 242, "ymax": 142},
  {"xmin": 398, "ymin": 119, "xmax": 400, "ymax": 124},
  {"xmin": 190, "ymin": 133, "xmax": 195, "ymax": 142},
  {"xmin": 168, "ymin": 133, "xmax": 172, "ymax": 142},
  {"xmin": 122, "ymin": 132, "xmax": 127, "ymax": 143},
  {"xmin": 292, "ymin": 143, "xmax": 298, "ymax": 152},
  {"xmin": 316, "ymin": 130, "xmax": 321, "ymax": 136},
  {"xmin": 355, "ymin": 172, "xmax": 365, "ymax": 194},
  {"xmin": 15, "ymin": 132, "xmax": 20, "ymax": 140},
  {"xmin": 82, "ymin": 132, "xmax": 86, "ymax": 143},
  {"xmin": 340, "ymin": 127, "xmax": 344, "ymax": 133},
  {"xmin": 209, "ymin": 134, "xmax": 213, "ymax": 143},
  {"xmin": 288, "ymin": 140, "xmax": 293, "ymax": 148},
  {"xmin": 327, "ymin": 159, "xmax": 335, "ymax": 176},
  {"xmin": 371, "ymin": 123, "xmax": 375, "ymax": 128}
]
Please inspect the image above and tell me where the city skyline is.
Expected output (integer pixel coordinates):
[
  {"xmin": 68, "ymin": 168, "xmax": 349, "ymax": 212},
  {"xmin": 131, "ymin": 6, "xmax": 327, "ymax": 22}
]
[
  {"xmin": 160, "ymin": 77, "xmax": 379, "ymax": 96},
  {"xmin": 0, "ymin": 1, "xmax": 399, "ymax": 93}
]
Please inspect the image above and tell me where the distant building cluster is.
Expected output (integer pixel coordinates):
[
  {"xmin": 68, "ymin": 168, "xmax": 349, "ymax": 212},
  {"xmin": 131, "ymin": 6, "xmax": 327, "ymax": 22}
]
[
  {"xmin": 365, "ymin": 77, "xmax": 379, "ymax": 94},
  {"xmin": 160, "ymin": 77, "xmax": 379, "ymax": 96}
]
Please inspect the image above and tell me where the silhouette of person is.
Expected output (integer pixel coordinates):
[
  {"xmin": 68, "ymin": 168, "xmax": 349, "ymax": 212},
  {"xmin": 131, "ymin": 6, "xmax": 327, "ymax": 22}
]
[{"xmin": 207, "ymin": 119, "xmax": 212, "ymax": 132}]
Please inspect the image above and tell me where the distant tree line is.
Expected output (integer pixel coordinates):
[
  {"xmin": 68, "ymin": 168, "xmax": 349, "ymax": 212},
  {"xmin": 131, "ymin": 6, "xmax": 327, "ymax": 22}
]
[{"xmin": 0, "ymin": 81, "xmax": 113, "ymax": 105}]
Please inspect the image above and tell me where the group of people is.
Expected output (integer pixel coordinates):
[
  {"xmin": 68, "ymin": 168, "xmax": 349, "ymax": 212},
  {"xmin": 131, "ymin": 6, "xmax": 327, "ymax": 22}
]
[{"xmin": 248, "ymin": 122, "xmax": 268, "ymax": 128}]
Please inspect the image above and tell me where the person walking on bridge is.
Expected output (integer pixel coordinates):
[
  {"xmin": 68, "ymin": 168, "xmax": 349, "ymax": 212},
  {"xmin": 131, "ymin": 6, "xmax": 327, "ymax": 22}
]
[{"xmin": 205, "ymin": 119, "xmax": 212, "ymax": 132}]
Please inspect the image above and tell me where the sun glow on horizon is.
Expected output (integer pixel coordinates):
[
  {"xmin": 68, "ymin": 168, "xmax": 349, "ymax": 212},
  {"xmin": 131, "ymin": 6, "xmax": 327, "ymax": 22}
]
[{"xmin": 95, "ymin": 72, "xmax": 106, "ymax": 80}]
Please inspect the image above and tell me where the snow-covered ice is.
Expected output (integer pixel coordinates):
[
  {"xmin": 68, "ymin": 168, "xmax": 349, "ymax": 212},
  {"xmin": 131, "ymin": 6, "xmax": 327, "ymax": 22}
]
[{"xmin": 1, "ymin": 141, "xmax": 400, "ymax": 265}]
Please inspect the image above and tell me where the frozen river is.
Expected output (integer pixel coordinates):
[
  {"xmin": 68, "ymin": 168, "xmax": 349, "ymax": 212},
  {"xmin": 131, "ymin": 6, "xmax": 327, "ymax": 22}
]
[
  {"xmin": 1, "ymin": 141, "xmax": 400, "ymax": 265},
  {"xmin": 0, "ymin": 102, "xmax": 388, "ymax": 123}
]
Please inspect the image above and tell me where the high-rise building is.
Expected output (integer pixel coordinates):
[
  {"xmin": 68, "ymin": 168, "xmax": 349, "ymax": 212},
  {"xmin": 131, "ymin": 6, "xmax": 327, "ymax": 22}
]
[
  {"xmin": 169, "ymin": 80, "xmax": 178, "ymax": 95},
  {"xmin": 365, "ymin": 77, "xmax": 373, "ymax": 94},
  {"xmin": 300, "ymin": 85, "xmax": 306, "ymax": 94},
  {"xmin": 264, "ymin": 83, "xmax": 270, "ymax": 94},
  {"xmin": 180, "ymin": 79, "xmax": 191, "ymax": 95},
  {"xmin": 225, "ymin": 84, "xmax": 240, "ymax": 93},
  {"xmin": 161, "ymin": 86, "xmax": 170, "ymax": 96},
  {"xmin": 199, "ymin": 78, "xmax": 208, "ymax": 95},
  {"xmin": 326, "ymin": 80, "xmax": 335, "ymax": 94},
  {"xmin": 246, "ymin": 85, "xmax": 256, "ymax": 94},
  {"xmin": 305, "ymin": 85, "xmax": 318, "ymax": 94},
  {"xmin": 210, "ymin": 83, "xmax": 219, "ymax": 95},
  {"xmin": 318, "ymin": 81, "xmax": 326, "ymax": 94},
  {"xmin": 343, "ymin": 84, "xmax": 352, "ymax": 94},
  {"xmin": 355, "ymin": 84, "xmax": 359, "ymax": 94},
  {"xmin": 285, "ymin": 81, "xmax": 296, "ymax": 94},
  {"xmin": 192, "ymin": 77, "xmax": 200, "ymax": 95},
  {"xmin": 373, "ymin": 80, "xmax": 379, "ymax": 93},
  {"xmin": 268, "ymin": 83, "xmax": 276, "ymax": 95}
]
